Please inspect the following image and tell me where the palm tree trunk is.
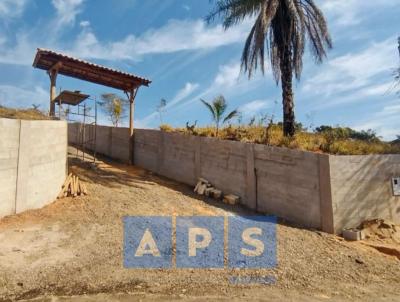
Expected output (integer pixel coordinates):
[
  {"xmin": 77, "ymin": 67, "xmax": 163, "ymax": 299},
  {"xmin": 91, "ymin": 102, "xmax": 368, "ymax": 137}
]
[{"xmin": 280, "ymin": 47, "xmax": 295, "ymax": 137}]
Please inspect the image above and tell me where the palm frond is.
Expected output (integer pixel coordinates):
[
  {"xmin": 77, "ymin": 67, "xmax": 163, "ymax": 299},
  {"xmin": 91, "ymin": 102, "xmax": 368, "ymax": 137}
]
[
  {"xmin": 212, "ymin": 95, "xmax": 227, "ymax": 121},
  {"xmin": 223, "ymin": 109, "xmax": 239, "ymax": 123},
  {"xmin": 218, "ymin": 0, "xmax": 332, "ymax": 81},
  {"xmin": 206, "ymin": 0, "xmax": 265, "ymax": 27},
  {"xmin": 200, "ymin": 99, "xmax": 218, "ymax": 122}
]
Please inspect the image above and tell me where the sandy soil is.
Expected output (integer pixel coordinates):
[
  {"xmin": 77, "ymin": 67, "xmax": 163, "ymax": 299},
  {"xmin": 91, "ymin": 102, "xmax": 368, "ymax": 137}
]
[{"xmin": 0, "ymin": 150, "xmax": 399, "ymax": 302}]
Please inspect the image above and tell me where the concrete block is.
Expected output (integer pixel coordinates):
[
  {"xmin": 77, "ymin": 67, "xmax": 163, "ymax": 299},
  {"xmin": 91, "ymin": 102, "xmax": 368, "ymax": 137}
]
[
  {"xmin": 210, "ymin": 189, "xmax": 222, "ymax": 200},
  {"xmin": 342, "ymin": 229, "xmax": 365, "ymax": 241},
  {"xmin": 223, "ymin": 194, "xmax": 240, "ymax": 205}
]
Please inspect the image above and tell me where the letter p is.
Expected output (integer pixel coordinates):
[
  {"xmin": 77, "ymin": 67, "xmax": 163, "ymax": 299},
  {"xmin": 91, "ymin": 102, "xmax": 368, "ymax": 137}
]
[{"xmin": 188, "ymin": 227, "xmax": 212, "ymax": 256}]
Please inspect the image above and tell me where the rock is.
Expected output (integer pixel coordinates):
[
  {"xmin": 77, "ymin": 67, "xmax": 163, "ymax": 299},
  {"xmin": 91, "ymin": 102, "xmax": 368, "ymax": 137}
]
[{"xmin": 223, "ymin": 194, "xmax": 240, "ymax": 205}]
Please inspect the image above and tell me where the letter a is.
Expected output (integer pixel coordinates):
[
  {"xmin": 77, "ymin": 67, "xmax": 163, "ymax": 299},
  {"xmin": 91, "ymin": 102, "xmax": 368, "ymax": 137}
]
[{"xmin": 135, "ymin": 228, "xmax": 161, "ymax": 257}]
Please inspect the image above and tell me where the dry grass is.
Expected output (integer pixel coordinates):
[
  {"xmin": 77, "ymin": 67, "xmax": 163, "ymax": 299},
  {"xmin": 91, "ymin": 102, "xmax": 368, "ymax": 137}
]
[
  {"xmin": 0, "ymin": 105, "xmax": 50, "ymax": 120},
  {"xmin": 160, "ymin": 124, "xmax": 400, "ymax": 155}
]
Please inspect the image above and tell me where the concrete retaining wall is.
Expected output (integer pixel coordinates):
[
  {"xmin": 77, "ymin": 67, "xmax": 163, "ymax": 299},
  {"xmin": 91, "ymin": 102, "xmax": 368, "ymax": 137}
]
[
  {"xmin": 68, "ymin": 123, "xmax": 130, "ymax": 163},
  {"xmin": 134, "ymin": 129, "xmax": 323, "ymax": 229},
  {"xmin": 66, "ymin": 124, "xmax": 400, "ymax": 233},
  {"xmin": 0, "ymin": 118, "xmax": 67, "ymax": 218},
  {"xmin": 329, "ymin": 155, "xmax": 400, "ymax": 233}
]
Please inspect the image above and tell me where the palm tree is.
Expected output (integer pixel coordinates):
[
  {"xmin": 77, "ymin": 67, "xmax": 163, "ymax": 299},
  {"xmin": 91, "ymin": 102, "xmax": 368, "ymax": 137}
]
[
  {"xmin": 200, "ymin": 95, "xmax": 238, "ymax": 136},
  {"xmin": 207, "ymin": 0, "xmax": 332, "ymax": 137}
]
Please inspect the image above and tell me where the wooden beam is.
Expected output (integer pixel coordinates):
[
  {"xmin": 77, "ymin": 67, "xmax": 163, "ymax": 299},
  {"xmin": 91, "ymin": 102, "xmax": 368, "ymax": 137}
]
[
  {"xmin": 126, "ymin": 87, "xmax": 139, "ymax": 164},
  {"xmin": 47, "ymin": 68, "xmax": 59, "ymax": 117}
]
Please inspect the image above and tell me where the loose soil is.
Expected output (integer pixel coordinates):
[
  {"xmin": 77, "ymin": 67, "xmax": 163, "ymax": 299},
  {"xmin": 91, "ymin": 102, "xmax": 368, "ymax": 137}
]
[{"xmin": 0, "ymin": 149, "xmax": 399, "ymax": 301}]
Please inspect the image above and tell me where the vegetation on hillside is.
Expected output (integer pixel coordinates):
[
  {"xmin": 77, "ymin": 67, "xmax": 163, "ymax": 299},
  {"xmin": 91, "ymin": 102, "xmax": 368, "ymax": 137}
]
[
  {"xmin": 160, "ymin": 123, "xmax": 400, "ymax": 155},
  {"xmin": 207, "ymin": 0, "xmax": 332, "ymax": 137},
  {"xmin": 0, "ymin": 105, "xmax": 50, "ymax": 120}
]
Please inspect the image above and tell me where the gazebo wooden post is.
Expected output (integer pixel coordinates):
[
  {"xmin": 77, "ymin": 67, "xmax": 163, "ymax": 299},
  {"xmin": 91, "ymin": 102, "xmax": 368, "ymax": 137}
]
[
  {"xmin": 127, "ymin": 87, "xmax": 139, "ymax": 165},
  {"xmin": 47, "ymin": 62, "xmax": 61, "ymax": 117},
  {"xmin": 48, "ymin": 70, "xmax": 57, "ymax": 117}
]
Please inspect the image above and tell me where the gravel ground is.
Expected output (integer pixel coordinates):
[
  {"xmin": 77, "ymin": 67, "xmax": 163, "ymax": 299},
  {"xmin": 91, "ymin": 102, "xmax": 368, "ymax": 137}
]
[{"xmin": 0, "ymin": 151, "xmax": 399, "ymax": 302}]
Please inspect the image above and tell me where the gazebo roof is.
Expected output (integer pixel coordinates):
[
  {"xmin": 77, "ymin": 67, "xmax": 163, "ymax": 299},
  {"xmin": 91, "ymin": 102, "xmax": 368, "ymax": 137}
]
[
  {"xmin": 32, "ymin": 48, "xmax": 151, "ymax": 91},
  {"xmin": 54, "ymin": 90, "xmax": 90, "ymax": 106}
]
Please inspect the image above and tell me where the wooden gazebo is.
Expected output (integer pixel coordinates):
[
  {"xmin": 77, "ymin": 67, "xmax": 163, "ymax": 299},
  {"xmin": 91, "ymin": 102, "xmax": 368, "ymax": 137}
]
[{"xmin": 32, "ymin": 48, "xmax": 151, "ymax": 163}]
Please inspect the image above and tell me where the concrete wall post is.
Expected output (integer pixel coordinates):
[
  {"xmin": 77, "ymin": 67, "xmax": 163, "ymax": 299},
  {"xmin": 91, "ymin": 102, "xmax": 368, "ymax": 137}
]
[
  {"xmin": 194, "ymin": 136, "xmax": 201, "ymax": 180},
  {"xmin": 157, "ymin": 131, "xmax": 165, "ymax": 175},
  {"xmin": 318, "ymin": 154, "xmax": 334, "ymax": 233},
  {"xmin": 245, "ymin": 143, "xmax": 257, "ymax": 210}
]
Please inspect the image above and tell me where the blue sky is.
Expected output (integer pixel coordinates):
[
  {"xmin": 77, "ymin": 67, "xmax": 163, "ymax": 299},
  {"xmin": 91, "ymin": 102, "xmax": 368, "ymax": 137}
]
[{"xmin": 0, "ymin": 0, "xmax": 399, "ymax": 140}]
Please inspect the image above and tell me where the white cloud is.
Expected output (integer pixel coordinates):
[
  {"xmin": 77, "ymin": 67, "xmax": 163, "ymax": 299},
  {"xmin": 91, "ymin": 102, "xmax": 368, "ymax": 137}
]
[
  {"xmin": 0, "ymin": 85, "xmax": 48, "ymax": 109},
  {"xmin": 79, "ymin": 20, "xmax": 90, "ymax": 28},
  {"xmin": 0, "ymin": 17, "xmax": 252, "ymax": 66},
  {"xmin": 303, "ymin": 37, "xmax": 398, "ymax": 106},
  {"xmin": 137, "ymin": 82, "xmax": 200, "ymax": 127},
  {"xmin": 0, "ymin": 33, "xmax": 36, "ymax": 65},
  {"xmin": 0, "ymin": 0, "xmax": 86, "ymax": 66},
  {"xmin": 52, "ymin": 0, "xmax": 85, "ymax": 27},
  {"xmin": 213, "ymin": 63, "xmax": 241, "ymax": 88},
  {"xmin": 67, "ymin": 18, "xmax": 252, "ymax": 61},
  {"xmin": 0, "ymin": 0, "xmax": 27, "ymax": 19},
  {"xmin": 239, "ymin": 100, "xmax": 270, "ymax": 117},
  {"xmin": 318, "ymin": 0, "xmax": 399, "ymax": 27},
  {"xmin": 171, "ymin": 61, "xmax": 269, "ymax": 114},
  {"xmin": 0, "ymin": 36, "xmax": 6, "ymax": 46},
  {"xmin": 351, "ymin": 99, "xmax": 400, "ymax": 140},
  {"xmin": 169, "ymin": 82, "xmax": 199, "ymax": 107}
]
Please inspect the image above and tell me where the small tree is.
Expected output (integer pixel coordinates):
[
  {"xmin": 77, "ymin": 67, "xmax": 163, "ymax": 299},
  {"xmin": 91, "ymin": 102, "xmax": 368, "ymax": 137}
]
[
  {"xmin": 157, "ymin": 98, "xmax": 167, "ymax": 125},
  {"xmin": 200, "ymin": 95, "xmax": 238, "ymax": 136},
  {"xmin": 100, "ymin": 93, "xmax": 128, "ymax": 127},
  {"xmin": 31, "ymin": 104, "xmax": 41, "ymax": 110}
]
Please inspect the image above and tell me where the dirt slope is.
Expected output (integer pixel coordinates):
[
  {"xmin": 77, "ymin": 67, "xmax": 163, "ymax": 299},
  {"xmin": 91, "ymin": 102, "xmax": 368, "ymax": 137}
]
[{"xmin": 0, "ymin": 153, "xmax": 398, "ymax": 302}]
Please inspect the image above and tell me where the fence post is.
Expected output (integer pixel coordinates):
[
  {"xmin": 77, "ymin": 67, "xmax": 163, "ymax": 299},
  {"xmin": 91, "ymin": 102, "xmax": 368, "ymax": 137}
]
[
  {"xmin": 194, "ymin": 136, "xmax": 201, "ymax": 182},
  {"xmin": 157, "ymin": 131, "xmax": 165, "ymax": 175}
]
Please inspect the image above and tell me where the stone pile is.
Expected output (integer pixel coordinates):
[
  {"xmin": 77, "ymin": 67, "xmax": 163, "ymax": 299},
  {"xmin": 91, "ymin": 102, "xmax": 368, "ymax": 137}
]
[{"xmin": 194, "ymin": 178, "xmax": 240, "ymax": 205}]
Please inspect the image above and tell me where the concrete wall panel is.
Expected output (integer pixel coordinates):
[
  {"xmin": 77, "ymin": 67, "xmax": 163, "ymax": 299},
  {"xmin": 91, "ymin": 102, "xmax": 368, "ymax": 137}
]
[
  {"xmin": 329, "ymin": 155, "xmax": 400, "ymax": 232},
  {"xmin": 133, "ymin": 129, "xmax": 322, "ymax": 229},
  {"xmin": 0, "ymin": 118, "xmax": 67, "ymax": 218},
  {"xmin": 69, "ymin": 125, "xmax": 400, "ymax": 233},
  {"xmin": 0, "ymin": 118, "xmax": 20, "ymax": 217}
]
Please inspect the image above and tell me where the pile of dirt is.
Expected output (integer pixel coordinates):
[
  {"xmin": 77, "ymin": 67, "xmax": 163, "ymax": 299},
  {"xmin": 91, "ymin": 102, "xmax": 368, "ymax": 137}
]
[
  {"xmin": 0, "ymin": 105, "xmax": 50, "ymax": 120},
  {"xmin": 360, "ymin": 219, "xmax": 400, "ymax": 243}
]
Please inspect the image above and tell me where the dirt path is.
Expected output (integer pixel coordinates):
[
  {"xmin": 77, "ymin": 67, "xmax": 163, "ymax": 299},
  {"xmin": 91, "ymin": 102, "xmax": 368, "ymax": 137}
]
[{"xmin": 0, "ymin": 152, "xmax": 399, "ymax": 301}]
